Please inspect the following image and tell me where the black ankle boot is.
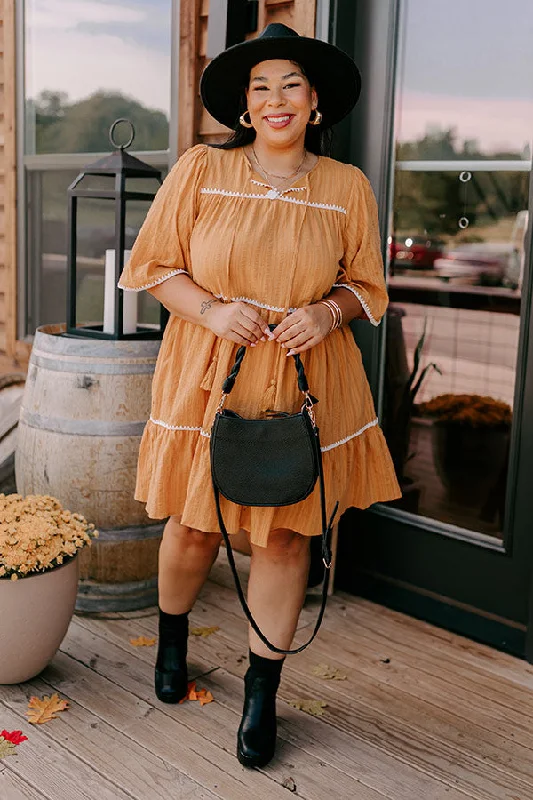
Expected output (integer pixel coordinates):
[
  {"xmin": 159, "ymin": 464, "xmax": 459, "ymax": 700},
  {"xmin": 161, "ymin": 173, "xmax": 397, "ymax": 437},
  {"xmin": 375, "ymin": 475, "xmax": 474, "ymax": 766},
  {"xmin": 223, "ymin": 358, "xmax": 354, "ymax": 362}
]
[
  {"xmin": 237, "ymin": 651, "xmax": 284, "ymax": 768},
  {"xmin": 154, "ymin": 608, "xmax": 189, "ymax": 704}
]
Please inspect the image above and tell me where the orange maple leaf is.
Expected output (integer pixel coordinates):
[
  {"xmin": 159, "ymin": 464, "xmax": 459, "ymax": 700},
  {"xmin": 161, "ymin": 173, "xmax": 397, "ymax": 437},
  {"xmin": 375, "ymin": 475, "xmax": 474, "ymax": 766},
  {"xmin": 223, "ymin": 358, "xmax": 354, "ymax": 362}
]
[
  {"xmin": 129, "ymin": 635, "xmax": 156, "ymax": 647},
  {"xmin": 178, "ymin": 680, "xmax": 214, "ymax": 706},
  {"xmin": 199, "ymin": 690, "xmax": 214, "ymax": 706},
  {"xmin": 26, "ymin": 693, "xmax": 69, "ymax": 724}
]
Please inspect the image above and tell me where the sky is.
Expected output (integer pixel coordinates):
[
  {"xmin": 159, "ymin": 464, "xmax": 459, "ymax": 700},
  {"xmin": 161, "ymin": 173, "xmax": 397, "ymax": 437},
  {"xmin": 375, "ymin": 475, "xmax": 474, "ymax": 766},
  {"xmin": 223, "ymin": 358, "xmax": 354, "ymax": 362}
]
[
  {"xmin": 397, "ymin": 0, "xmax": 533, "ymax": 155},
  {"xmin": 25, "ymin": 0, "xmax": 533, "ymax": 156},
  {"xmin": 25, "ymin": 0, "xmax": 172, "ymax": 114}
]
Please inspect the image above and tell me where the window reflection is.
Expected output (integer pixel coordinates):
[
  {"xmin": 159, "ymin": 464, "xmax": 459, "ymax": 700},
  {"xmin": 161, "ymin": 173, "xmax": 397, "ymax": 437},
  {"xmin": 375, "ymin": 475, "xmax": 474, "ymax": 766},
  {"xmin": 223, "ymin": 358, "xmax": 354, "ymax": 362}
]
[
  {"xmin": 383, "ymin": 0, "xmax": 533, "ymax": 536},
  {"xmin": 25, "ymin": 0, "xmax": 172, "ymax": 154},
  {"xmin": 31, "ymin": 169, "xmax": 165, "ymax": 330},
  {"xmin": 397, "ymin": 0, "xmax": 533, "ymax": 161}
]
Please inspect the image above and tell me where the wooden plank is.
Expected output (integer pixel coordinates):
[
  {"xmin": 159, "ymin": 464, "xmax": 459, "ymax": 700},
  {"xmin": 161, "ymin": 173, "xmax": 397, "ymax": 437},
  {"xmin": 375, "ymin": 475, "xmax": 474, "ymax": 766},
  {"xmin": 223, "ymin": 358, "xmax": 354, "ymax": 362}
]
[
  {"xmin": 53, "ymin": 628, "xmax": 301, "ymax": 800},
  {"xmin": 185, "ymin": 597, "xmax": 533, "ymax": 798},
  {"xmin": 0, "ymin": 770, "xmax": 44, "ymax": 800},
  {"xmin": 78, "ymin": 612, "xmax": 464, "ymax": 800},
  {"xmin": 0, "ymin": 702, "xmax": 134, "ymax": 800},
  {"xmin": 178, "ymin": 0, "xmax": 203, "ymax": 155},
  {"xmin": 133, "ymin": 568, "xmax": 533, "ymax": 800},
  {"xmin": 1, "ymin": 678, "xmax": 219, "ymax": 800},
  {"xmin": 195, "ymin": 574, "xmax": 533, "ymax": 747},
  {"xmin": 293, "ymin": 0, "xmax": 317, "ymax": 34},
  {"xmin": 74, "ymin": 613, "xmax": 480, "ymax": 800},
  {"xmin": 339, "ymin": 594, "xmax": 533, "ymax": 691},
  {"xmin": 62, "ymin": 618, "xmax": 391, "ymax": 800},
  {"xmin": 2, "ymin": 0, "xmax": 16, "ymax": 357}
]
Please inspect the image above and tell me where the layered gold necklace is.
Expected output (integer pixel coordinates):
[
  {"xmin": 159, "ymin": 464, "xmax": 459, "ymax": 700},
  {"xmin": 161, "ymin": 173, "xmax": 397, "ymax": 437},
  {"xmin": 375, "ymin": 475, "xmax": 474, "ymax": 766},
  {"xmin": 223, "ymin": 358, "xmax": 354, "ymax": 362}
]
[{"xmin": 251, "ymin": 145, "xmax": 307, "ymax": 186}]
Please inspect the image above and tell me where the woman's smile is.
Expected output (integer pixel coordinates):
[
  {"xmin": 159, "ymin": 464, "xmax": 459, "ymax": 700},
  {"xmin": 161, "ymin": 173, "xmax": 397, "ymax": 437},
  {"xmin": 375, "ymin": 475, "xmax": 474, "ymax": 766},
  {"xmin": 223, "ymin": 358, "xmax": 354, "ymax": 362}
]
[{"xmin": 263, "ymin": 113, "xmax": 295, "ymax": 129}]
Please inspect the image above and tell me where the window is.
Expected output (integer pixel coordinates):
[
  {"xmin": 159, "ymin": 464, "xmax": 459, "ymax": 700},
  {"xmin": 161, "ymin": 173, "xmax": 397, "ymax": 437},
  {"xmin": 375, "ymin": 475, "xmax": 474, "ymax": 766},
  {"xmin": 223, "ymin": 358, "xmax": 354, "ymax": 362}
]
[
  {"xmin": 382, "ymin": 0, "xmax": 533, "ymax": 537},
  {"xmin": 19, "ymin": 0, "xmax": 175, "ymax": 334}
]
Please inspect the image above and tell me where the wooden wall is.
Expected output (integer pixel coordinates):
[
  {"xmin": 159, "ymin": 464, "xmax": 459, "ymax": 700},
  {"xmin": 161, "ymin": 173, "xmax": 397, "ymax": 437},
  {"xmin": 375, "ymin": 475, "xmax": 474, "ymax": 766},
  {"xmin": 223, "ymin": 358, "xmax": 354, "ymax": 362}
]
[
  {"xmin": 179, "ymin": 0, "xmax": 317, "ymax": 154},
  {"xmin": 0, "ymin": 0, "xmax": 18, "ymax": 362}
]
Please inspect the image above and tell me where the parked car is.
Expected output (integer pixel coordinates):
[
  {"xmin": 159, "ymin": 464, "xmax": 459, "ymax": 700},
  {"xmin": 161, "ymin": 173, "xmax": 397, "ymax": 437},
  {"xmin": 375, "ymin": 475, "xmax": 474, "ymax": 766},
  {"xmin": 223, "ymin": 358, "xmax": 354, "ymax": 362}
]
[
  {"xmin": 389, "ymin": 235, "xmax": 445, "ymax": 272},
  {"xmin": 433, "ymin": 244, "xmax": 509, "ymax": 285},
  {"xmin": 433, "ymin": 210, "xmax": 528, "ymax": 289}
]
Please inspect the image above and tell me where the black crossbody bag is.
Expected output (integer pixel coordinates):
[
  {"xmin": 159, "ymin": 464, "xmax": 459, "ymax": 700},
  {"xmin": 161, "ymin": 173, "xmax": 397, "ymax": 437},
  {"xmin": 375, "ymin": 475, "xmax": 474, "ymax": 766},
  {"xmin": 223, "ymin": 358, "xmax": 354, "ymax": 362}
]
[{"xmin": 210, "ymin": 336, "xmax": 338, "ymax": 655}]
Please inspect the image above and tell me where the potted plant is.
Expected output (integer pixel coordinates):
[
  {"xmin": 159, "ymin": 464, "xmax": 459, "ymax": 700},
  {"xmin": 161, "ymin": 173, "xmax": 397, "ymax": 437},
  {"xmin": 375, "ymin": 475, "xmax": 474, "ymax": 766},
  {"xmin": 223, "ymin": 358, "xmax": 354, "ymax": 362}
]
[
  {"xmin": 383, "ymin": 310, "xmax": 441, "ymax": 512},
  {"xmin": 417, "ymin": 394, "xmax": 512, "ymax": 518},
  {"xmin": 0, "ymin": 493, "xmax": 97, "ymax": 684}
]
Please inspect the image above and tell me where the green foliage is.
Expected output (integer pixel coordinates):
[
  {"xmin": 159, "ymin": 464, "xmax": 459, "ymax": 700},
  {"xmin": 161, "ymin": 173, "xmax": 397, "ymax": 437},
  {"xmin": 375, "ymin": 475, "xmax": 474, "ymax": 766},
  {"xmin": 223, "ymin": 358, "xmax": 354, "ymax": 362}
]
[
  {"xmin": 31, "ymin": 90, "xmax": 169, "ymax": 154},
  {"xmin": 384, "ymin": 319, "xmax": 441, "ymax": 482},
  {"xmin": 394, "ymin": 128, "xmax": 528, "ymax": 238}
]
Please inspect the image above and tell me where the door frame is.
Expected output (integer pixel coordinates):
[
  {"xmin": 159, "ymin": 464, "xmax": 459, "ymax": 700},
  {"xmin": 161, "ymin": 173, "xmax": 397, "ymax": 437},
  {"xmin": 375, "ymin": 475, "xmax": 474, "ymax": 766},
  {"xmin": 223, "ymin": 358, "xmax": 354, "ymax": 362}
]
[{"xmin": 331, "ymin": 0, "xmax": 533, "ymax": 659}]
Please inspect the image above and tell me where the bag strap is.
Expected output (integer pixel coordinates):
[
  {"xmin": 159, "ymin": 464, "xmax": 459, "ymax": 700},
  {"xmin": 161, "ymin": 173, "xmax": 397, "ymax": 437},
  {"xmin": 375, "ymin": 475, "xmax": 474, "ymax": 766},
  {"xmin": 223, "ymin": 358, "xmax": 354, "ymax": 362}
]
[
  {"xmin": 222, "ymin": 328, "xmax": 317, "ymax": 402},
  {"xmin": 212, "ymin": 416, "xmax": 338, "ymax": 656}
]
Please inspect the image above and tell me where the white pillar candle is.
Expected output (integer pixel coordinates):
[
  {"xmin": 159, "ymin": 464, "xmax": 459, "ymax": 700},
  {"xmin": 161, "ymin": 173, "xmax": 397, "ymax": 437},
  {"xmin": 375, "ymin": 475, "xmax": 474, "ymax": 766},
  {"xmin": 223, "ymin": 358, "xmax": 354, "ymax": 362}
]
[{"xmin": 103, "ymin": 249, "xmax": 137, "ymax": 334}]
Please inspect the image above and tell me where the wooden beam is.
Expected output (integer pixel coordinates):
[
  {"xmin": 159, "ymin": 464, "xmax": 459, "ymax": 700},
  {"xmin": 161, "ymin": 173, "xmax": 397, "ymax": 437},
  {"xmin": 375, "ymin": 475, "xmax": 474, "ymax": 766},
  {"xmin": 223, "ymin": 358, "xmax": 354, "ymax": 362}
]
[
  {"xmin": 178, "ymin": 0, "xmax": 203, "ymax": 155},
  {"xmin": 3, "ymin": 0, "xmax": 17, "ymax": 358}
]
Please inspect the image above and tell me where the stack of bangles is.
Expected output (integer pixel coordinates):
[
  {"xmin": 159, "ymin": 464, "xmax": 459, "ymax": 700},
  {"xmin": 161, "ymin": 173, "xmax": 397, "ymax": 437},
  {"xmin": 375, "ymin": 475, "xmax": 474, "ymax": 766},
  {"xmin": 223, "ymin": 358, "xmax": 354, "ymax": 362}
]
[{"xmin": 319, "ymin": 298, "xmax": 343, "ymax": 333}]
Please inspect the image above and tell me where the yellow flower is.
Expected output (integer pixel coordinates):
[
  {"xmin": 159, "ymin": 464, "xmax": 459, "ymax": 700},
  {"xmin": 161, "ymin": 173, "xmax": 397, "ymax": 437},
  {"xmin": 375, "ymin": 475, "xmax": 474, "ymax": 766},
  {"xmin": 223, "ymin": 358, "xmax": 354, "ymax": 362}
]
[{"xmin": 0, "ymin": 494, "xmax": 96, "ymax": 579}]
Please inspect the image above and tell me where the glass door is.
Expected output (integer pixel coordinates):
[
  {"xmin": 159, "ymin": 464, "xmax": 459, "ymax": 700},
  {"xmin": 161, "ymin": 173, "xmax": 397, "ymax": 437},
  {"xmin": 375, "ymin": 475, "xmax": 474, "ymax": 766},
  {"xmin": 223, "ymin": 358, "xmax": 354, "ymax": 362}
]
[{"xmin": 336, "ymin": 0, "xmax": 533, "ymax": 658}]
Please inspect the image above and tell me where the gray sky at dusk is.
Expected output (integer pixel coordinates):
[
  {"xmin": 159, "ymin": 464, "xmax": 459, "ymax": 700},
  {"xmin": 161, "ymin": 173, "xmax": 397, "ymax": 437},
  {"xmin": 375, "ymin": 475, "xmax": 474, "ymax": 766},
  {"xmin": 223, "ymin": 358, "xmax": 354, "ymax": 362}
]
[{"xmin": 398, "ymin": 0, "xmax": 533, "ymax": 154}]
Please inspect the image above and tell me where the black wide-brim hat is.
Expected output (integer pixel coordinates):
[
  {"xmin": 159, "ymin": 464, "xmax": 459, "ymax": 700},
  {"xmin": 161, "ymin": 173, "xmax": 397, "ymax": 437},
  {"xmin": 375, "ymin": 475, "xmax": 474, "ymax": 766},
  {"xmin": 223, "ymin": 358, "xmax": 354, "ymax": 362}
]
[{"xmin": 200, "ymin": 23, "xmax": 361, "ymax": 130}]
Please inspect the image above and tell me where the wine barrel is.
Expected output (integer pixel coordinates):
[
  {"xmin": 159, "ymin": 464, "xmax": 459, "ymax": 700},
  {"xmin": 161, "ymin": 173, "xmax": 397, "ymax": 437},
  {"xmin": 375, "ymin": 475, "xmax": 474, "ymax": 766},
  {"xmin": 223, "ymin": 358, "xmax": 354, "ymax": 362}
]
[{"xmin": 15, "ymin": 324, "xmax": 163, "ymax": 612}]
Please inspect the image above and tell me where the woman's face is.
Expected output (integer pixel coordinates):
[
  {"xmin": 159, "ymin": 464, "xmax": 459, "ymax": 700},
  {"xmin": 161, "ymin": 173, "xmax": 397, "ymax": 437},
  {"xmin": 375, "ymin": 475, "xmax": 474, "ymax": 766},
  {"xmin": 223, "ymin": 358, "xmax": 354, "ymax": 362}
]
[{"xmin": 245, "ymin": 59, "xmax": 317, "ymax": 150}]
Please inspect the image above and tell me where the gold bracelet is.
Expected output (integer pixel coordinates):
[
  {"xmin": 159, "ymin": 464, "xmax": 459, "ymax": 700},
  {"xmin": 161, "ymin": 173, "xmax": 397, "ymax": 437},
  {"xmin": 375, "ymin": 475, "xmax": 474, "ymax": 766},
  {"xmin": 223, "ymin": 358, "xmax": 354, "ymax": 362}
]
[
  {"xmin": 319, "ymin": 299, "xmax": 343, "ymax": 333},
  {"xmin": 319, "ymin": 301, "xmax": 336, "ymax": 333},
  {"xmin": 328, "ymin": 298, "xmax": 343, "ymax": 328}
]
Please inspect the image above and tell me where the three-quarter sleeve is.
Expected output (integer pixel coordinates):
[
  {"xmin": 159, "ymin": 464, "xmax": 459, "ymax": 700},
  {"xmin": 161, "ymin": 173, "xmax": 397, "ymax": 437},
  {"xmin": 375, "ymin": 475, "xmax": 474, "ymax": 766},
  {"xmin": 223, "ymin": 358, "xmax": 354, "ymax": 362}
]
[
  {"xmin": 334, "ymin": 167, "xmax": 388, "ymax": 326},
  {"xmin": 118, "ymin": 144, "xmax": 207, "ymax": 292}
]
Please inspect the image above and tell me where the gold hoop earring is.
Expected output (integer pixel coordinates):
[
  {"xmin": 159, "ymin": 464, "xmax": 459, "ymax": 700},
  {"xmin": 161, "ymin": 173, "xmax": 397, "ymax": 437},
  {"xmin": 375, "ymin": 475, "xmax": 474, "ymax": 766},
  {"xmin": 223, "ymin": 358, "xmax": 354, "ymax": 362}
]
[
  {"xmin": 308, "ymin": 108, "xmax": 323, "ymax": 126},
  {"xmin": 239, "ymin": 110, "xmax": 253, "ymax": 129}
]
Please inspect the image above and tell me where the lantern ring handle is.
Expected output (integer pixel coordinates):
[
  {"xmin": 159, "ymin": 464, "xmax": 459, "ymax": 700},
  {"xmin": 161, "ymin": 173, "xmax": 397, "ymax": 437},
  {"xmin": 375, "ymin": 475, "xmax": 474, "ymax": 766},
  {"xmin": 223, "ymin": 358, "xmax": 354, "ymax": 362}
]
[{"xmin": 109, "ymin": 118, "xmax": 135, "ymax": 150}]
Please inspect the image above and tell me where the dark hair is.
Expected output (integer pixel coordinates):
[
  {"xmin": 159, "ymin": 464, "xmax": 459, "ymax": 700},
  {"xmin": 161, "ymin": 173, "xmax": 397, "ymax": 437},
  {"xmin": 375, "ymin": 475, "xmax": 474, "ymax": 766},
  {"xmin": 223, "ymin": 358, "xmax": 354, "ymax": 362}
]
[{"xmin": 209, "ymin": 61, "xmax": 333, "ymax": 157}]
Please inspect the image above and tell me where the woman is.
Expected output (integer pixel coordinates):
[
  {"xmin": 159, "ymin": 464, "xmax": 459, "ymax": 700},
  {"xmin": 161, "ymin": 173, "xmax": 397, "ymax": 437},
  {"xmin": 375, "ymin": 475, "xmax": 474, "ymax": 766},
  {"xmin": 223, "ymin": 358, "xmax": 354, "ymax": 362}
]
[{"xmin": 119, "ymin": 23, "xmax": 401, "ymax": 768}]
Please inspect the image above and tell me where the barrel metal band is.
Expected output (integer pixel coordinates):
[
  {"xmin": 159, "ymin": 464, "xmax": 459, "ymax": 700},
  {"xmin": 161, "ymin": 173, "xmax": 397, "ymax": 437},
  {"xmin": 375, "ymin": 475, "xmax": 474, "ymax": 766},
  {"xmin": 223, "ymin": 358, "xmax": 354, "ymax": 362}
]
[
  {"xmin": 19, "ymin": 407, "xmax": 147, "ymax": 437},
  {"xmin": 95, "ymin": 523, "xmax": 164, "ymax": 542},
  {"xmin": 31, "ymin": 353, "xmax": 156, "ymax": 375}
]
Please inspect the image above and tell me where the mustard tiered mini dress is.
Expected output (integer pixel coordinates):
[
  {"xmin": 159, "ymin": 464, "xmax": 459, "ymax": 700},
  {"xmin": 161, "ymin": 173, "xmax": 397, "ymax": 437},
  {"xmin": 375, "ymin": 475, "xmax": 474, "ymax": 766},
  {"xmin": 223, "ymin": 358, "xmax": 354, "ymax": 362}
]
[{"xmin": 118, "ymin": 144, "xmax": 401, "ymax": 546}]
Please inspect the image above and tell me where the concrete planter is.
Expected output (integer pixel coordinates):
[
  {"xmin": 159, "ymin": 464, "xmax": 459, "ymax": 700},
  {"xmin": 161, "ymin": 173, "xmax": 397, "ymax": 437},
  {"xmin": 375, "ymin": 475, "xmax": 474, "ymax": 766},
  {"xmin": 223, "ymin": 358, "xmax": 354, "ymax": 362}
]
[{"xmin": 0, "ymin": 557, "xmax": 79, "ymax": 684}]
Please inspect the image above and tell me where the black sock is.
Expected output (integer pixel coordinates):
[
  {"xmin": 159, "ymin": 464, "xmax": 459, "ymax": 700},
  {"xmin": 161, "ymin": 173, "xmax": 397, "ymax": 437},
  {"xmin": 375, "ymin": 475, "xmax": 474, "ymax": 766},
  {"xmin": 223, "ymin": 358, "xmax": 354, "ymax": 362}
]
[
  {"xmin": 248, "ymin": 649, "xmax": 285, "ymax": 680},
  {"xmin": 158, "ymin": 608, "xmax": 189, "ymax": 640}
]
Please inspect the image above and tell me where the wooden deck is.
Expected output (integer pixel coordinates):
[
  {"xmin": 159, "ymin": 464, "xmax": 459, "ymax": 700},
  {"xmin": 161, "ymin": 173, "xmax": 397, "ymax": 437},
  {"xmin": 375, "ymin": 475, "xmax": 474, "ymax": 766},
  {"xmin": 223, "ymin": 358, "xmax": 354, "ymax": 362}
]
[{"xmin": 2, "ymin": 551, "xmax": 533, "ymax": 800}]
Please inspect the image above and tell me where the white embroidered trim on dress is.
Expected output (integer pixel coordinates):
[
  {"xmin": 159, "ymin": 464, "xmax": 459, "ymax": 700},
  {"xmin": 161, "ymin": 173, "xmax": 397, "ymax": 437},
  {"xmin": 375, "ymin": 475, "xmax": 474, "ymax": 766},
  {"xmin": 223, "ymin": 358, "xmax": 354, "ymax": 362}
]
[
  {"xmin": 320, "ymin": 419, "xmax": 378, "ymax": 452},
  {"xmin": 251, "ymin": 180, "xmax": 305, "ymax": 193},
  {"xmin": 118, "ymin": 269, "xmax": 189, "ymax": 292},
  {"xmin": 149, "ymin": 415, "xmax": 379, "ymax": 452},
  {"xmin": 333, "ymin": 283, "xmax": 379, "ymax": 327},
  {"xmin": 200, "ymin": 187, "xmax": 347, "ymax": 215},
  {"xmin": 214, "ymin": 293, "xmax": 297, "ymax": 314},
  {"xmin": 149, "ymin": 417, "xmax": 204, "ymax": 432}
]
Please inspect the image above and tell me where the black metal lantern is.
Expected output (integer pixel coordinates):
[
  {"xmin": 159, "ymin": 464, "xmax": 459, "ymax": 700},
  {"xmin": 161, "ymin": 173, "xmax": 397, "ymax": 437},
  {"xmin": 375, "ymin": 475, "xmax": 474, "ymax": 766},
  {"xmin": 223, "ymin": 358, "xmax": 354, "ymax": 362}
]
[{"xmin": 66, "ymin": 118, "xmax": 167, "ymax": 339}]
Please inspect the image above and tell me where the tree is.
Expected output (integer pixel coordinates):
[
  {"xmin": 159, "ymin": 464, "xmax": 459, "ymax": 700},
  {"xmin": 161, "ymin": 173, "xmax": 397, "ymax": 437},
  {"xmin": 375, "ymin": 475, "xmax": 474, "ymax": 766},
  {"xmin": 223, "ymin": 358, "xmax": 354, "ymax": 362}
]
[{"xmin": 33, "ymin": 90, "xmax": 169, "ymax": 154}]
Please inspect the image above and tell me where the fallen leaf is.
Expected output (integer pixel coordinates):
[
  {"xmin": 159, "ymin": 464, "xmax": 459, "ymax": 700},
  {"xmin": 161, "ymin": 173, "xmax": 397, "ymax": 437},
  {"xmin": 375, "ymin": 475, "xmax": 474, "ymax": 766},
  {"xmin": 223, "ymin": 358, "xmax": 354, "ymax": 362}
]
[
  {"xmin": 26, "ymin": 693, "xmax": 69, "ymax": 724},
  {"xmin": 0, "ymin": 730, "xmax": 28, "ymax": 745},
  {"xmin": 198, "ymin": 690, "xmax": 214, "ymax": 707},
  {"xmin": 179, "ymin": 680, "xmax": 214, "ymax": 706},
  {"xmin": 288, "ymin": 699, "xmax": 327, "ymax": 717},
  {"xmin": 190, "ymin": 626, "xmax": 220, "ymax": 637},
  {"xmin": 179, "ymin": 680, "xmax": 199, "ymax": 704},
  {"xmin": 282, "ymin": 777, "xmax": 297, "ymax": 792},
  {"xmin": 129, "ymin": 635, "xmax": 156, "ymax": 647},
  {"xmin": 0, "ymin": 738, "xmax": 17, "ymax": 758},
  {"xmin": 311, "ymin": 663, "xmax": 347, "ymax": 681}
]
